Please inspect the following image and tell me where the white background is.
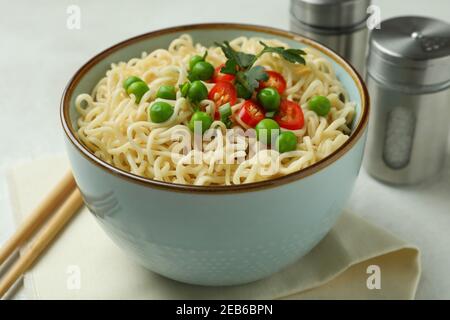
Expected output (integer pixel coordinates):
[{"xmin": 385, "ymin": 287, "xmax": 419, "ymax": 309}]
[{"xmin": 1, "ymin": 0, "xmax": 450, "ymax": 299}]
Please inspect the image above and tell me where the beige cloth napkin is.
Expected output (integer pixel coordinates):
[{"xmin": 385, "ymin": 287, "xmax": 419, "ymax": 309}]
[{"xmin": 7, "ymin": 156, "xmax": 421, "ymax": 299}]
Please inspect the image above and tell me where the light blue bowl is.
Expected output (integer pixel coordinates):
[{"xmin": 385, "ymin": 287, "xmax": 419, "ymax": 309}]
[{"xmin": 61, "ymin": 24, "xmax": 369, "ymax": 286}]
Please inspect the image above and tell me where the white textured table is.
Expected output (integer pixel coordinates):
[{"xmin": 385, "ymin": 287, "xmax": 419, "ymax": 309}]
[{"xmin": 1, "ymin": 0, "xmax": 449, "ymax": 299}]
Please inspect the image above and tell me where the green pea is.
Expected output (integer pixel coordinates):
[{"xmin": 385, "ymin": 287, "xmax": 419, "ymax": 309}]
[
  {"xmin": 190, "ymin": 61, "xmax": 215, "ymax": 81},
  {"xmin": 188, "ymin": 80, "xmax": 208, "ymax": 102},
  {"xmin": 123, "ymin": 76, "xmax": 143, "ymax": 90},
  {"xmin": 127, "ymin": 81, "xmax": 149, "ymax": 103},
  {"xmin": 149, "ymin": 101, "xmax": 174, "ymax": 123},
  {"xmin": 189, "ymin": 55, "xmax": 204, "ymax": 70},
  {"xmin": 308, "ymin": 95, "xmax": 331, "ymax": 116},
  {"xmin": 235, "ymin": 83, "xmax": 252, "ymax": 99},
  {"xmin": 156, "ymin": 85, "xmax": 176, "ymax": 100},
  {"xmin": 276, "ymin": 131, "xmax": 298, "ymax": 153},
  {"xmin": 257, "ymin": 87, "xmax": 280, "ymax": 112},
  {"xmin": 255, "ymin": 118, "xmax": 280, "ymax": 145},
  {"xmin": 188, "ymin": 111, "xmax": 213, "ymax": 134}
]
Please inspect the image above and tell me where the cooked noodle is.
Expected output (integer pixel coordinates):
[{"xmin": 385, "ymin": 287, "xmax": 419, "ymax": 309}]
[{"xmin": 75, "ymin": 35, "xmax": 355, "ymax": 185}]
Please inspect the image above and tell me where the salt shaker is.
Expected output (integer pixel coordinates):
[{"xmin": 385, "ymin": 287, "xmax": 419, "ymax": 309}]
[
  {"xmin": 289, "ymin": 0, "xmax": 371, "ymax": 74},
  {"xmin": 365, "ymin": 16, "xmax": 450, "ymax": 185}
]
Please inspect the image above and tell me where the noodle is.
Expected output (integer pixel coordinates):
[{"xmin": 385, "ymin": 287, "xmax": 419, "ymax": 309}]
[{"xmin": 75, "ymin": 35, "xmax": 355, "ymax": 186}]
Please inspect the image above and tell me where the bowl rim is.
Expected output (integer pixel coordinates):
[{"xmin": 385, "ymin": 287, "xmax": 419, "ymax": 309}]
[{"xmin": 61, "ymin": 23, "xmax": 369, "ymax": 194}]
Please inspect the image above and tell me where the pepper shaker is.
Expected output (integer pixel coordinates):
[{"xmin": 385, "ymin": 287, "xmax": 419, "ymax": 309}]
[
  {"xmin": 289, "ymin": 0, "xmax": 372, "ymax": 74},
  {"xmin": 365, "ymin": 16, "xmax": 450, "ymax": 185}
]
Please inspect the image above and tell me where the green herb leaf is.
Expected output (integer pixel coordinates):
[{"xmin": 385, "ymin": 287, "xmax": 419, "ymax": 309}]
[
  {"xmin": 215, "ymin": 40, "xmax": 306, "ymax": 99},
  {"xmin": 215, "ymin": 41, "xmax": 256, "ymax": 69},
  {"xmin": 241, "ymin": 66, "xmax": 269, "ymax": 92},
  {"xmin": 282, "ymin": 49, "xmax": 307, "ymax": 64},
  {"xmin": 235, "ymin": 52, "xmax": 256, "ymax": 69},
  {"xmin": 235, "ymin": 72, "xmax": 251, "ymax": 92},
  {"xmin": 259, "ymin": 41, "xmax": 306, "ymax": 65},
  {"xmin": 220, "ymin": 59, "xmax": 238, "ymax": 75}
]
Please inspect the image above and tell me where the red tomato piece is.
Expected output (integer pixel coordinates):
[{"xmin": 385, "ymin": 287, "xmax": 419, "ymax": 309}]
[
  {"xmin": 238, "ymin": 100, "xmax": 265, "ymax": 127},
  {"xmin": 209, "ymin": 81, "xmax": 237, "ymax": 107},
  {"xmin": 213, "ymin": 64, "xmax": 236, "ymax": 83},
  {"xmin": 274, "ymin": 99, "xmax": 304, "ymax": 130},
  {"xmin": 259, "ymin": 71, "xmax": 287, "ymax": 94},
  {"xmin": 209, "ymin": 82, "xmax": 237, "ymax": 120}
]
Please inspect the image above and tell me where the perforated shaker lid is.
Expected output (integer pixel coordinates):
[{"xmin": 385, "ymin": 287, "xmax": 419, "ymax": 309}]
[
  {"xmin": 368, "ymin": 16, "xmax": 450, "ymax": 89},
  {"xmin": 291, "ymin": 0, "xmax": 371, "ymax": 29}
]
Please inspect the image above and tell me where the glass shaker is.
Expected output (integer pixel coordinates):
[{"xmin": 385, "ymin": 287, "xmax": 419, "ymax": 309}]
[{"xmin": 365, "ymin": 16, "xmax": 450, "ymax": 185}]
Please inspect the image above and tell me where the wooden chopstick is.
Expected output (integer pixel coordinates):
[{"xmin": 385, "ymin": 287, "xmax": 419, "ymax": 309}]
[
  {"xmin": 0, "ymin": 171, "xmax": 83, "ymax": 298},
  {"xmin": 0, "ymin": 188, "xmax": 83, "ymax": 298},
  {"xmin": 0, "ymin": 171, "xmax": 76, "ymax": 266}
]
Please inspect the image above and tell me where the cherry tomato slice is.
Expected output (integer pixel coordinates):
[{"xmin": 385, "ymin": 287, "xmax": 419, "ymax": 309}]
[
  {"xmin": 209, "ymin": 81, "xmax": 237, "ymax": 119},
  {"xmin": 209, "ymin": 81, "xmax": 237, "ymax": 106},
  {"xmin": 238, "ymin": 100, "xmax": 265, "ymax": 127},
  {"xmin": 274, "ymin": 99, "xmax": 304, "ymax": 130},
  {"xmin": 259, "ymin": 71, "xmax": 287, "ymax": 94},
  {"xmin": 213, "ymin": 64, "xmax": 236, "ymax": 83}
]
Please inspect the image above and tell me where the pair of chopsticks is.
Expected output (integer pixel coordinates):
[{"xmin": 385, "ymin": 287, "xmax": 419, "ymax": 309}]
[{"xmin": 0, "ymin": 171, "xmax": 83, "ymax": 298}]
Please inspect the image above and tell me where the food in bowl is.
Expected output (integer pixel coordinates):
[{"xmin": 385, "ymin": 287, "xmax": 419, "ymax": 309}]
[
  {"xmin": 61, "ymin": 24, "xmax": 368, "ymax": 286},
  {"xmin": 75, "ymin": 35, "xmax": 356, "ymax": 185}
]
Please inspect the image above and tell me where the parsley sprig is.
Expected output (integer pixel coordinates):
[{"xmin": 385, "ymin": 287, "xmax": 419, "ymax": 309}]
[
  {"xmin": 215, "ymin": 41, "xmax": 306, "ymax": 93},
  {"xmin": 258, "ymin": 42, "xmax": 306, "ymax": 65}
]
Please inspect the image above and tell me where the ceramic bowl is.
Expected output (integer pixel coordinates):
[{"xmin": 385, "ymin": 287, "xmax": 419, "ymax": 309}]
[{"xmin": 61, "ymin": 23, "xmax": 369, "ymax": 286}]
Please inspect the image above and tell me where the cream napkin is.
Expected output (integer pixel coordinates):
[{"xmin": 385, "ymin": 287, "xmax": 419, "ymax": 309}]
[{"xmin": 7, "ymin": 156, "xmax": 421, "ymax": 299}]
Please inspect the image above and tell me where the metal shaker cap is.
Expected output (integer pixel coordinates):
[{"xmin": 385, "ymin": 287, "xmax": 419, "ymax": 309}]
[
  {"xmin": 291, "ymin": 0, "xmax": 371, "ymax": 29},
  {"xmin": 368, "ymin": 16, "xmax": 450, "ymax": 91}
]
